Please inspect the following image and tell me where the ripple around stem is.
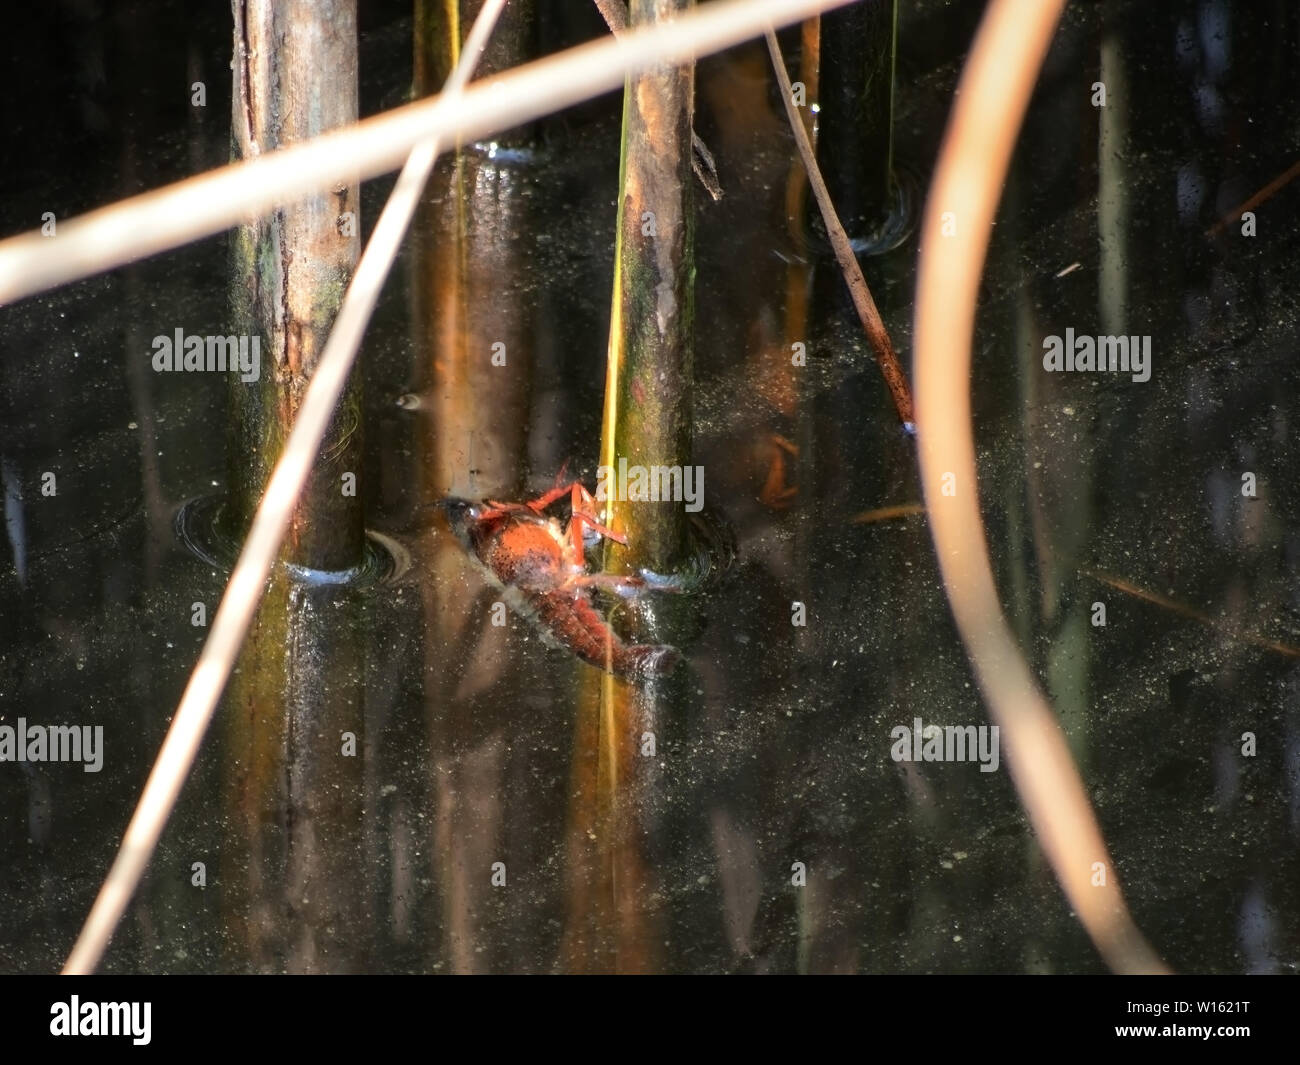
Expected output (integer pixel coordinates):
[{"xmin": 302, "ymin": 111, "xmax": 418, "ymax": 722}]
[
  {"xmin": 633, "ymin": 506, "xmax": 737, "ymax": 594},
  {"xmin": 174, "ymin": 493, "xmax": 404, "ymax": 588}
]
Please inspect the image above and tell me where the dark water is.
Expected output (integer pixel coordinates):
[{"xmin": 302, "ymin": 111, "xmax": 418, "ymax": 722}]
[{"xmin": 1, "ymin": 0, "xmax": 1298, "ymax": 973}]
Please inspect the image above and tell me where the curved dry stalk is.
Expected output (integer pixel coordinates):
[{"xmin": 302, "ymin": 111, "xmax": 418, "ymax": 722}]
[
  {"xmin": 913, "ymin": 0, "xmax": 1168, "ymax": 973},
  {"xmin": 0, "ymin": 0, "xmax": 848, "ymax": 308},
  {"xmin": 61, "ymin": 0, "xmax": 510, "ymax": 977}
]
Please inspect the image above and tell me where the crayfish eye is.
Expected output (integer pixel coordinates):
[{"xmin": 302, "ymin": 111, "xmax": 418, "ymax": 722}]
[{"xmin": 439, "ymin": 498, "xmax": 479, "ymax": 528}]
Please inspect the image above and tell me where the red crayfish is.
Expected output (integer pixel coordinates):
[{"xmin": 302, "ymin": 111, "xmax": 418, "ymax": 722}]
[{"xmin": 441, "ymin": 480, "xmax": 680, "ymax": 678}]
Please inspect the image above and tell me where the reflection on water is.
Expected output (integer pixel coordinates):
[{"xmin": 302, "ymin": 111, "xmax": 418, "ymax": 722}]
[{"xmin": 1, "ymin": 0, "xmax": 1298, "ymax": 973}]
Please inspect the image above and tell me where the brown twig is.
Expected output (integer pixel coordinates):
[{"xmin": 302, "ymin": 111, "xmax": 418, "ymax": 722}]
[
  {"xmin": 592, "ymin": 0, "xmax": 630, "ymax": 33},
  {"xmin": 849, "ymin": 502, "xmax": 925, "ymax": 524},
  {"xmin": 1082, "ymin": 569, "xmax": 1300, "ymax": 659},
  {"xmin": 1206, "ymin": 159, "xmax": 1300, "ymax": 239},
  {"xmin": 764, "ymin": 29, "xmax": 915, "ymax": 431}
]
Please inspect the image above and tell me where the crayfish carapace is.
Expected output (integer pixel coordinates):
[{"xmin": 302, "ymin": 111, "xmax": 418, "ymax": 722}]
[{"xmin": 441, "ymin": 480, "xmax": 680, "ymax": 678}]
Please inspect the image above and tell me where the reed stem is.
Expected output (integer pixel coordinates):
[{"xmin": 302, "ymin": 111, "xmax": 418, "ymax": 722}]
[
  {"xmin": 227, "ymin": 0, "xmax": 364, "ymax": 572},
  {"xmin": 600, "ymin": 0, "xmax": 696, "ymax": 575}
]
